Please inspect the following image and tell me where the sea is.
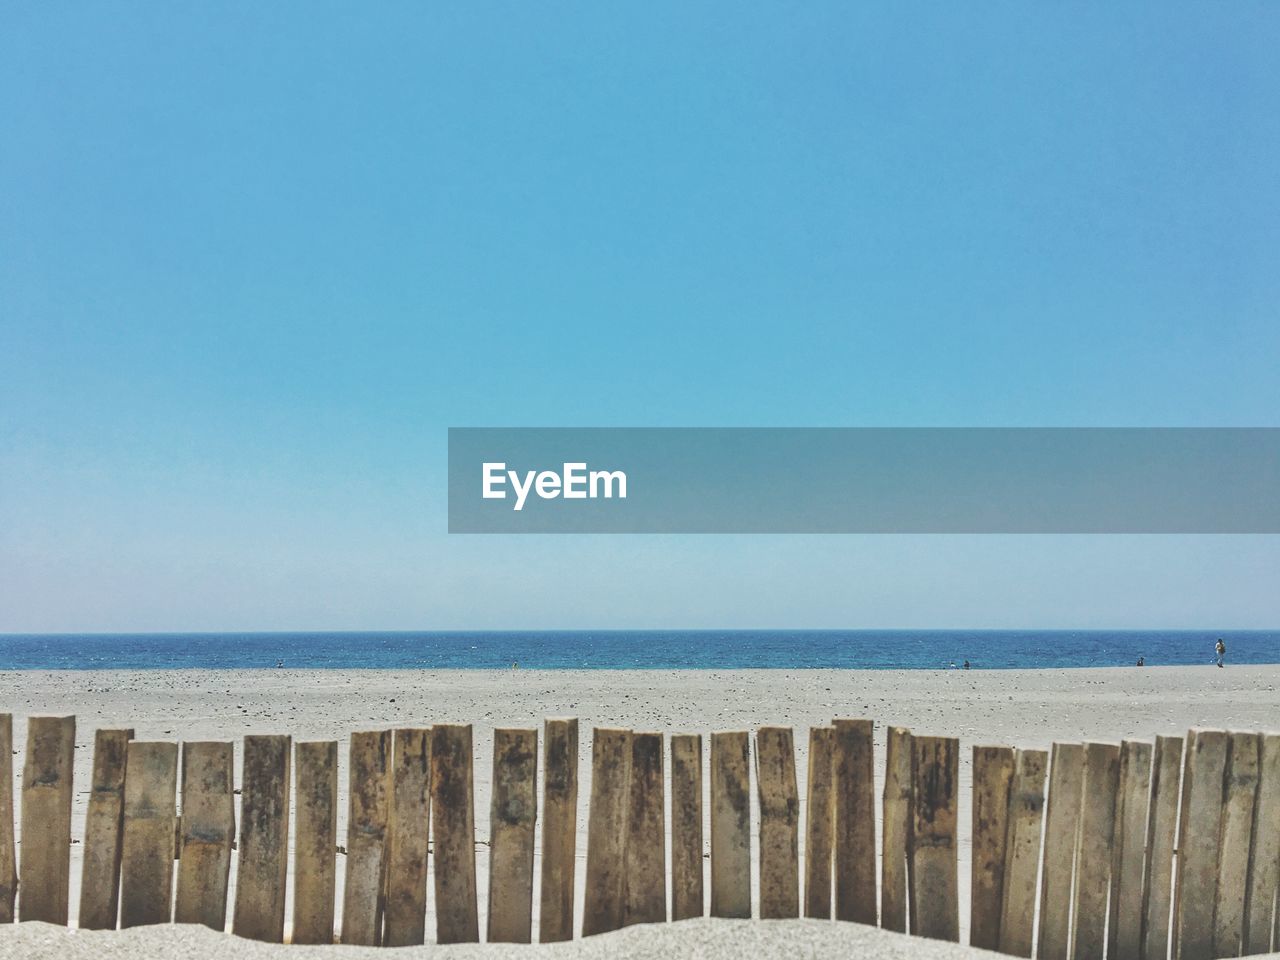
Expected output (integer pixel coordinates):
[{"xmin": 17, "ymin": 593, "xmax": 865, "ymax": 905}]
[{"xmin": 0, "ymin": 630, "xmax": 1276, "ymax": 671}]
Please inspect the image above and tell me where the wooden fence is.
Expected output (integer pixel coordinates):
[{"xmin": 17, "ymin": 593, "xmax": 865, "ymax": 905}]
[{"xmin": 0, "ymin": 712, "xmax": 1277, "ymax": 958}]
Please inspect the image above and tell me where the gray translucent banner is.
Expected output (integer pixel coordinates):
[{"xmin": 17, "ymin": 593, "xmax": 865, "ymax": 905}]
[{"xmin": 447, "ymin": 428, "xmax": 1280, "ymax": 533}]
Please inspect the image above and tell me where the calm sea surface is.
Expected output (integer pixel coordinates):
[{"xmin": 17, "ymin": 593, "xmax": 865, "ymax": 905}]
[{"xmin": 0, "ymin": 631, "xmax": 1276, "ymax": 670}]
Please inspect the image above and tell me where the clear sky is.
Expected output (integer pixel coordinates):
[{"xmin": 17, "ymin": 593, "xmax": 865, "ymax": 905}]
[{"xmin": 2, "ymin": 3, "xmax": 1278, "ymax": 631}]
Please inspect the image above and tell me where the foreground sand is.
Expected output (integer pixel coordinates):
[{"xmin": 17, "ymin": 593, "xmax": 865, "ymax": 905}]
[
  {"xmin": 0, "ymin": 917, "xmax": 1001, "ymax": 959},
  {"xmin": 0, "ymin": 666, "xmax": 1277, "ymax": 948}
]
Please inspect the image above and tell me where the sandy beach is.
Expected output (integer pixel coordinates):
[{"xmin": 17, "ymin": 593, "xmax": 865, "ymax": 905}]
[
  {"xmin": 0, "ymin": 916, "xmax": 1004, "ymax": 960},
  {"xmin": 1, "ymin": 665, "xmax": 1278, "ymax": 954}
]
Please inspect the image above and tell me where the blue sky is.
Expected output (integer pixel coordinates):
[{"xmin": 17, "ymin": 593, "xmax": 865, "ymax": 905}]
[{"xmin": 2, "ymin": 3, "xmax": 1278, "ymax": 631}]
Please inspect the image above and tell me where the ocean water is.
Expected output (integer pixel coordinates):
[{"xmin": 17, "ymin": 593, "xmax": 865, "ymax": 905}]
[{"xmin": 0, "ymin": 630, "xmax": 1276, "ymax": 670}]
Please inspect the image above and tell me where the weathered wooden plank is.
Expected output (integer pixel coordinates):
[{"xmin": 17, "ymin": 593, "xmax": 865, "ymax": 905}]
[
  {"xmin": 1173, "ymin": 729, "xmax": 1228, "ymax": 960},
  {"xmin": 342, "ymin": 729, "xmax": 391, "ymax": 946},
  {"xmin": 1213, "ymin": 730, "xmax": 1260, "ymax": 958},
  {"xmin": 909, "ymin": 735, "xmax": 959, "ymax": 942},
  {"xmin": 710, "ymin": 730, "xmax": 752, "ymax": 919},
  {"xmin": 1140, "ymin": 735, "xmax": 1183, "ymax": 960},
  {"xmin": 999, "ymin": 748, "xmax": 1047, "ymax": 958},
  {"xmin": 431, "ymin": 723, "xmax": 479, "ymax": 944},
  {"xmin": 232, "ymin": 734, "xmax": 291, "ymax": 942},
  {"xmin": 488, "ymin": 727, "xmax": 538, "ymax": 942},
  {"xmin": 881, "ymin": 725, "xmax": 912, "ymax": 934},
  {"xmin": 670, "ymin": 733, "xmax": 704, "ymax": 922},
  {"xmin": 1071, "ymin": 741, "xmax": 1120, "ymax": 960},
  {"xmin": 756, "ymin": 726, "xmax": 799, "ymax": 919},
  {"xmin": 583, "ymin": 727, "xmax": 631, "ymax": 936},
  {"xmin": 623, "ymin": 731, "xmax": 666, "ymax": 926},
  {"xmin": 1038, "ymin": 742, "xmax": 1083, "ymax": 960},
  {"xmin": 118, "ymin": 740, "xmax": 178, "ymax": 928},
  {"xmin": 18, "ymin": 715, "xmax": 75, "ymax": 925},
  {"xmin": 78, "ymin": 727, "xmax": 133, "ymax": 930},
  {"xmin": 1244, "ymin": 733, "xmax": 1280, "ymax": 956},
  {"xmin": 385, "ymin": 727, "xmax": 430, "ymax": 947},
  {"xmin": 0, "ymin": 715, "xmax": 14, "ymax": 923},
  {"xmin": 833, "ymin": 717, "xmax": 876, "ymax": 925},
  {"xmin": 174, "ymin": 741, "xmax": 234, "ymax": 930},
  {"xmin": 292, "ymin": 740, "xmax": 338, "ymax": 945},
  {"xmin": 1108, "ymin": 739, "xmax": 1153, "ymax": 960},
  {"xmin": 805, "ymin": 726, "xmax": 836, "ymax": 920},
  {"xmin": 970, "ymin": 745, "xmax": 1015, "ymax": 951},
  {"xmin": 539, "ymin": 718, "xmax": 579, "ymax": 941}
]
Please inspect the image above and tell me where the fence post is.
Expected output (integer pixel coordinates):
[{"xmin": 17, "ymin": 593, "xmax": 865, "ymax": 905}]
[
  {"xmin": 1173, "ymin": 729, "xmax": 1228, "ymax": 960},
  {"xmin": 119, "ymin": 740, "xmax": 178, "ymax": 928},
  {"xmin": 999, "ymin": 748, "xmax": 1047, "ymax": 958},
  {"xmin": 624, "ymin": 731, "xmax": 667, "ymax": 926},
  {"xmin": 970, "ymin": 745, "xmax": 1015, "ymax": 951},
  {"xmin": 431, "ymin": 723, "xmax": 479, "ymax": 944},
  {"xmin": 232, "ymin": 734, "xmax": 291, "ymax": 942},
  {"xmin": 341, "ymin": 730, "xmax": 390, "ymax": 946},
  {"xmin": 19, "ymin": 715, "xmax": 75, "ymax": 925},
  {"xmin": 670, "ymin": 733, "xmax": 704, "ymax": 922},
  {"xmin": 0, "ymin": 715, "xmax": 13, "ymax": 924},
  {"xmin": 710, "ymin": 730, "xmax": 752, "ymax": 919},
  {"xmin": 756, "ymin": 726, "xmax": 799, "ymax": 919},
  {"xmin": 539, "ymin": 718, "xmax": 579, "ymax": 941},
  {"xmin": 583, "ymin": 728, "xmax": 631, "ymax": 935},
  {"xmin": 1245, "ymin": 733, "xmax": 1280, "ymax": 955},
  {"xmin": 833, "ymin": 718, "xmax": 876, "ymax": 925},
  {"xmin": 488, "ymin": 727, "xmax": 538, "ymax": 942},
  {"xmin": 292, "ymin": 740, "xmax": 338, "ymax": 945},
  {"xmin": 1213, "ymin": 731, "xmax": 1260, "ymax": 958},
  {"xmin": 1108, "ymin": 739, "xmax": 1153, "ymax": 960},
  {"xmin": 881, "ymin": 725, "xmax": 912, "ymax": 933},
  {"xmin": 78, "ymin": 728, "xmax": 133, "ymax": 930},
  {"xmin": 174, "ymin": 741, "xmax": 235, "ymax": 930},
  {"xmin": 1140, "ymin": 735, "xmax": 1183, "ymax": 960},
  {"xmin": 385, "ymin": 727, "xmax": 431, "ymax": 947},
  {"xmin": 909, "ymin": 735, "xmax": 959, "ymax": 942},
  {"xmin": 805, "ymin": 726, "xmax": 835, "ymax": 920},
  {"xmin": 1038, "ymin": 742, "xmax": 1083, "ymax": 960},
  {"xmin": 1071, "ymin": 742, "xmax": 1120, "ymax": 960}
]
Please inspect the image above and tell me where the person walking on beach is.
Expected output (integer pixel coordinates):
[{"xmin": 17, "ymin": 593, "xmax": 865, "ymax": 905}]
[{"xmin": 1215, "ymin": 638, "xmax": 1226, "ymax": 668}]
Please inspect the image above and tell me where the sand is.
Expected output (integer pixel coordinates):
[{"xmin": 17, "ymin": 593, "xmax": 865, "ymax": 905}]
[
  {"xmin": 0, "ymin": 665, "xmax": 1277, "ymax": 953},
  {"xmin": 1, "ymin": 916, "xmax": 997, "ymax": 960}
]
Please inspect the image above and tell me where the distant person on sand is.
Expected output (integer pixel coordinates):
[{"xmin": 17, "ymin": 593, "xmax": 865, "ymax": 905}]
[
  {"xmin": 1136, "ymin": 656, "xmax": 1145, "ymax": 667},
  {"xmin": 963, "ymin": 660, "xmax": 970, "ymax": 670},
  {"xmin": 948, "ymin": 660, "xmax": 958, "ymax": 669},
  {"xmin": 1215, "ymin": 639, "xmax": 1226, "ymax": 668}
]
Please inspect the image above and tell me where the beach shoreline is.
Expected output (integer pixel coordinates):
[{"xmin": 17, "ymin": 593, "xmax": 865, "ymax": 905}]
[{"xmin": 2, "ymin": 629, "xmax": 1276, "ymax": 671}]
